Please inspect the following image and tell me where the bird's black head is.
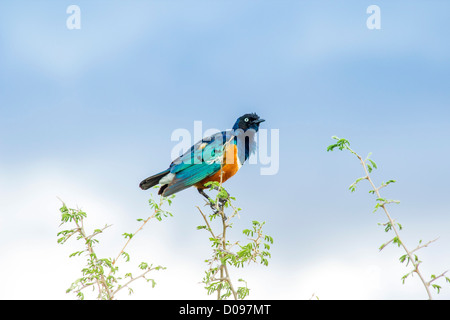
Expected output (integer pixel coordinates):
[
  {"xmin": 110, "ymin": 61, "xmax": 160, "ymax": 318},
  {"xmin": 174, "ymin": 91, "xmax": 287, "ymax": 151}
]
[{"xmin": 232, "ymin": 113, "xmax": 265, "ymax": 132}]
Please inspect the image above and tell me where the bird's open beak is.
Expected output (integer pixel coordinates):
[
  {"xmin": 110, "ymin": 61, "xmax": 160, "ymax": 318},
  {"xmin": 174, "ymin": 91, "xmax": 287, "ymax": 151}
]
[{"xmin": 254, "ymin": 118, "xmax": 265, "ymax": 124}]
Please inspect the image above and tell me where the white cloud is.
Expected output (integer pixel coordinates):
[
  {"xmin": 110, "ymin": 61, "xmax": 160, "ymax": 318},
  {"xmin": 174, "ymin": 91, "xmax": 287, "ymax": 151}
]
[{"xmin": 1, "ymin": 162, "xmax": 449, "ymax": 300}]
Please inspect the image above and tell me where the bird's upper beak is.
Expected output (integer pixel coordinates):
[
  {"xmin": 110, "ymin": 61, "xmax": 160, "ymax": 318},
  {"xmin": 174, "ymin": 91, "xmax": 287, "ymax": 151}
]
[{"xmin": 254, "ymin": 118, "xmax": 265, "ymax": 124}]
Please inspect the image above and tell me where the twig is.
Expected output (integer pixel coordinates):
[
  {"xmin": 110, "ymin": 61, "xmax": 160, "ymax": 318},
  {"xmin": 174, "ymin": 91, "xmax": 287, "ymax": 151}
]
[
  {"xmin": 197, "ymin": 174, "xmax": 238, "ymax": 300},
  {"xmin": 110, "ymin": 198, "xmax": 163, "ymax": 272},
  {"xmin": 332, "ymin": 139, "xmax": 436, "ymax": 299},
  {"xmin": 354, "ymin": 151, "xmax": 433, "ymax": 299},
  {"xmin": 219, "ymin": 207, "xmax": 237, "ymax": 300},
  {"xmin": 196, "ymin": 206, "xmax": 216, "ymax": 239},
  {"xmin": 410, "ymin": 238, "xmax": 440, "ymax": 254},
  {"xmin": 111, "ymin": 266, "xmax": 156, "ymax": 298},
  {"xmin": 73, "ymin": 217, "xmax": 113, "ymax": 299},
  {"xmin": 429, "ymin": 271, "xmax": 448, "ymax": 285}
]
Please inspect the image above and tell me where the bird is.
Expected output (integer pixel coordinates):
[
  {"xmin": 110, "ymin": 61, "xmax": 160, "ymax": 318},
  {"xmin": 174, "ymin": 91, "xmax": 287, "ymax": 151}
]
[{"xmin": 139, "ymin": 113, "xmax": 265, "ymax": 199}]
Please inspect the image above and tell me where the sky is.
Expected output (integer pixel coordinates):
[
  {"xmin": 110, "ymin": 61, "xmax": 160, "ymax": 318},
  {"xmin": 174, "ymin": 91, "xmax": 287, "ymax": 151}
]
[{"xmin": 1, "ymin": 0, "xmax": 450, "ymax": 300}]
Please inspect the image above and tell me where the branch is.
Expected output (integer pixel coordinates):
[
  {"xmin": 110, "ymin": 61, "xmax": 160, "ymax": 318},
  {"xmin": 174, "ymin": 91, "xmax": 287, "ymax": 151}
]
[
  {"xmin": 355, "ymin": 148, "xmax": 433, "ymax": 299},
  {"xmin": 196, "ymin": 206, "xmax": 217, "ymax": 239},
  {"xmin": 111, "ymin": 266, "xmax": 157, "ymax": 298},
  {"xmin": 410, "ymin": 238, "xmax": 440, "ymax": 254},
  {"xmin": 73, "ymin": 217, "xmax": 113, "ymax": 299},
  {"xmin": 110, "ymin": 196, "xmax": 166, "ymax": 271},
  {"xmin": 429, "ymin": 271, "xmax": 448, "ymax": 285},
  {"xmin": 327, "ymin": 137, "xmax": 443, "ymax": 300}
]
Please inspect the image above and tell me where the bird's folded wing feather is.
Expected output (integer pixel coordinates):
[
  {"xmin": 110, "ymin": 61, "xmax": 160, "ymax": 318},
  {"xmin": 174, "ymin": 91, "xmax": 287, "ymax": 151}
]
[{"xmin": 163, "ymin": 131, "xmax": 234, "ymax": 194}]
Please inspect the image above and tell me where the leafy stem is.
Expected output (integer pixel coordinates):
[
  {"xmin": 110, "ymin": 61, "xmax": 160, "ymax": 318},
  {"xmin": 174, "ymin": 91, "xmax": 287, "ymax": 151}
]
[
  {"xmin": 328, "ymin": 136, "xmax": 449, "ymax": 299},
  {"xmin": 197, "ymin": 181, "xmax": 272, "ymax": 300},
  {"xmin": 57, "ymin": 188, "xmax": 174, "ymax": 300}
]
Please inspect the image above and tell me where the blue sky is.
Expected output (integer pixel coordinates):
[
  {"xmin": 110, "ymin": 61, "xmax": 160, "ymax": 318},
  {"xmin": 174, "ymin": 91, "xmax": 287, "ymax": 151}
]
[{"xmin": 1, "ymin": 1, "xmax": 450, "ymax": 299}]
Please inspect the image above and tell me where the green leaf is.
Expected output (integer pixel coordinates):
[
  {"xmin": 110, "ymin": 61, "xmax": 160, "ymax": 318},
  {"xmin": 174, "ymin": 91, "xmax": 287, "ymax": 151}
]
[
  {"xmin": 432, "ymin": 284, "xmax": 441, "ymax": 294},
  {"xmin": 264, "ymin": 235, "xmax": 274, "ymax": 244},
  {"xmin": 393, "ymin": 237, "xmax": 402, "ymax": 247},
  {"xmin": 69, "ymin": 251, "xmax": 84, "ymax": 258},
  {"xmin": 326, "ymin": 137, "xmax": 350, "ymax": 152},
  {"xmin": 368, "ymin": 159, "xmax": 377, "ymax": 170},
  {"xmin": 384, "ymin": 222, "xmax": 392, "ymax": 232},
  {"xmin": 148, "ymin": 278, "xmax": 156, "ymax": 288},
  {"xmin": 401, "ymin": 272, "xmax": 411, "ymax": 284},
  {"xmin": 122, "ymin": 232, "xmax": 134, "ymax": 240},
  {"xmin": 139, "ymin": 262, "xmax": 149, "ymax": 270},
  {"xmin": 121, "ymin": 251, "xmax": 130, "ymax": 262},
  {"xmin": 373, "ymin": 203, "xmax": 381, "ymax": 213}
]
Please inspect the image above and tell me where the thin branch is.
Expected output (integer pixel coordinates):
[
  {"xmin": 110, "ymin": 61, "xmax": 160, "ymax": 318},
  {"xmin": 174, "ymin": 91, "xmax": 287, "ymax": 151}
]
[
  {"xmin": 110, "ymin": 199, "xmax": 163, "ymax": 270},
  {"xmin": 219, "ymin": 206, "xmax": 237, "ymax": 300},
  {"xmin": 379, "ymin": 238, "xmax": 395, "ymax": 251},
  {"xmin": 197, "ymin": 172, "xmax": 238, "ymax": 300},
  {"xmin": 349, "ymin": 146, "xmax": 434, "ymax": 300},
  {"xmin": 411, "ymin": 238, "xmax": 440, "ymax": 254},
  {"xmin": 86, "ymin": 224, "xmax": 112, "ymax": 241},
  {"xmin": 196, "ymin": 206, "xmax": 217, "ymax": 239},
  {"xmin": 73, "ymin": 217, "xmax": 113, "ymax": 299},
  {"xmin": 429, "ymin": 271, "xmax": 448, "ymax": 285},
  {"xmin": 111, "ymin": 267, "xmax": 156, "ymax": 298}
]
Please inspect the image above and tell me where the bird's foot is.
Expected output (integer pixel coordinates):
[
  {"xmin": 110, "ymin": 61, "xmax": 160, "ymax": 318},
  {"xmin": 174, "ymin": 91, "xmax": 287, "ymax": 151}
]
[{"xmin": 197, "ymin": 188, "xmax": 227, "ymax": 220}]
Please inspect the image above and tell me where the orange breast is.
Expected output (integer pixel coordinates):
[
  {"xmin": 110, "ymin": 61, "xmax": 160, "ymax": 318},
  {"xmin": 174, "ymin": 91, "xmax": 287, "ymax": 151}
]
[{"xmin": 195, "ymin": 143, "xmax": 240, "ymax": 189}]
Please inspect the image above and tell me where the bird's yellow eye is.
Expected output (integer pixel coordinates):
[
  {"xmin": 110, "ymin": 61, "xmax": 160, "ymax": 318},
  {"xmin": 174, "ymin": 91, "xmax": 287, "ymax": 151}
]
[{"xmin": 244, "ymin": 118, "xmax": 249, "ymax": 122}]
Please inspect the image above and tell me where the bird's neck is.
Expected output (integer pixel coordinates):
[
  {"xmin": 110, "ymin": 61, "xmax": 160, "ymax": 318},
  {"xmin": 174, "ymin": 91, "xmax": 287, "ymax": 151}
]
[{"xmin": 234, "ymin": 129, "xmax": 257, "ymax": 164}]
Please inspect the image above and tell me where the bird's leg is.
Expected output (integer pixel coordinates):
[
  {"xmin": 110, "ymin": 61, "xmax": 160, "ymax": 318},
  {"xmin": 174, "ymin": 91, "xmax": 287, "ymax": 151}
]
[
  {"xmin": 214, "ymin": 185, "xmax": 231, "ymax": 221},
  {"xmin": 198, "ymin": 188, "xmax": 213, "ymax": 202},
  {"xmin": 217, "ymin": 193, "xmax": 228, "ymax": 209},
  {"xmin": 212, "ymin": 186, "xmax": 231, "ymax": 212},
  {"xmin": 198, "ymin": 188, "xmax": 220, "ymax": 215},
  {"xmin": 197, "ymin": 188, "xmax": 227, "ymax": 220}
]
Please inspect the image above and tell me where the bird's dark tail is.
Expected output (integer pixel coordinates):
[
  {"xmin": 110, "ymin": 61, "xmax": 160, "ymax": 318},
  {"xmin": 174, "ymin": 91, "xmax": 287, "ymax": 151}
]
[{"xmin": 139, "ymin": 169, "xmax": 170, "ymax": 190}]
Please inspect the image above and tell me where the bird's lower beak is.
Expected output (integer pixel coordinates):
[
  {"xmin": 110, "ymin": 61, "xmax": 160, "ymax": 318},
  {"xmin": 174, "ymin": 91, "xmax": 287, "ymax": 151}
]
[{"xmin": 254, "ymin": 119, "xmax": 265, "ymax": 124}]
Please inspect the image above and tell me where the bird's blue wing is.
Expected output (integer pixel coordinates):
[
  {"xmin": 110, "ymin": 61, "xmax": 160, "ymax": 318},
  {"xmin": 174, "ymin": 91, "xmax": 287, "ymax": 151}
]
[{"xmin": 162, "ymin": 131, "xmax": 234, "ymax": 196}]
